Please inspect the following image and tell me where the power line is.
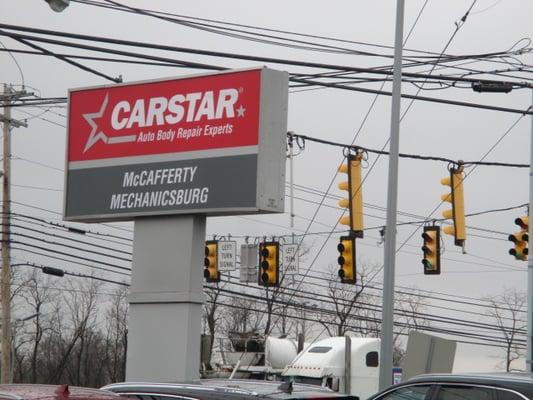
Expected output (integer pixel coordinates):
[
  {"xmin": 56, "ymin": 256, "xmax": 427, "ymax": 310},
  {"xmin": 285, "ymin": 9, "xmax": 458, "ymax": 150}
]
[
  {"xmin": 0, "ymin": 24, "xmax": 531, "ymax": 90},
  {"xmin": 72, "ymin": 0, "xmax": 533, "ymax": 81},
  {"xmin": 288, "ymin": 132, "xmax": 529, "ymax": 168}
]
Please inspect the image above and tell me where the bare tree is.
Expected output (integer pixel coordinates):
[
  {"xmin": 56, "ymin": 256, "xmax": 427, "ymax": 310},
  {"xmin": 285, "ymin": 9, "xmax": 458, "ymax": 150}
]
[
  {"xmin": 484, "ymin": 288, "xmax": 526, "ymax": 371},
  {"xmin": 103, "ymin": 284, "xmax": 128, "ymax": 382},
  {"xmin": 13, "ymin": 269, "xmax": 56, "ymax": 383},
  {"xmin": 222, "ymin": 296, "xmax": 263, "ymax": 335},
  {"xmin": 202, "ymin": 282, "xmax": 224, "ymax": 369},
  {"xmin": 318, "ymin": 263, "xmax": 376, "ymax": 337},
  {"xmin": 51, "ymin": 277, "xmax": 102, "ymax": 384},
  {"xmin": 12, "ymin": 270, "xmax": 131, "ymax": 386},
  {"xmin": 260, "ymin": 240, "xmax": 311, "ymax": 336},
  {"xmin": 392, "ymin": 287, "xmax": 432, "ymax": 366}
]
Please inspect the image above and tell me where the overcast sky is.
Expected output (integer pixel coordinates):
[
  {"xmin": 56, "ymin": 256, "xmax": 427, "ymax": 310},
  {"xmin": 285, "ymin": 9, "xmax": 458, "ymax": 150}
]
[{"xmin": 2, "ymin": 0, "xmax": 533, "ymax": 373}]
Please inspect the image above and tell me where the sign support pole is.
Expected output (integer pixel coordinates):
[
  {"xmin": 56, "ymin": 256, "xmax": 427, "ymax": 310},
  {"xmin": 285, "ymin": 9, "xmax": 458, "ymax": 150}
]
[
  {"xmin": 125, "ymin": 215, "xmax": 205, "ymax": 382},
  {"xmin": 379, "ymin": 0, "xmax": 404, "ymax": 390}
]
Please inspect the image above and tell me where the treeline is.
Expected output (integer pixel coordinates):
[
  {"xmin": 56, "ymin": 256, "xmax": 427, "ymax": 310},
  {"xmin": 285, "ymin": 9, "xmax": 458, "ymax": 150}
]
[
  {"xmin": 9, "ymin": 263, "xmax": 460, "ymax": 385},
  {"xmin": 10, "ymin": 269, "xmax": 128, "ymax": 386}
]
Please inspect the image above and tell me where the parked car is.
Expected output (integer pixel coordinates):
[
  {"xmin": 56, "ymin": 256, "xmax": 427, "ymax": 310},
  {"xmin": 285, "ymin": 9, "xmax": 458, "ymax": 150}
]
[
  {"xmin": 102, "ymin": 379, "xmax": 359, "ymax": 400},
  {"xmin": 0, "ymin": 384, "xmax": 121, "ymax": 400},
  {"xmin": 367, "ymin": 372, "xmax": 533, "ymax": 400}
]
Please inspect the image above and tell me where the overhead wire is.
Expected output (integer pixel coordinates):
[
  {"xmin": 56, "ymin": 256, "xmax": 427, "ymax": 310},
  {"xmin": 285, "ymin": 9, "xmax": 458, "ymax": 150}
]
[
  {"xmin": 288, "ymin": 132, "xmax": 529, "ymax": 168},
  {"xmin": 0, "ymin": 28, "xmax": 121, "ymax": 83},
  {"xmin": 0, "ymin": 23, "xmax": 530, "ymax": 91},
  {"xmin": 75, "ymin": 0, "xmax": 533, "ymax": 82},
  {"xmin": 0, "ymin": 39, "xmax": 25, "ymax": 86},
  {"xmin": 10, "ymin": 255, "xmax": 526, "ymax": 349},
  {"xmin": 6, "ymin": 208, "xmax": 525, "ymax": 315}
]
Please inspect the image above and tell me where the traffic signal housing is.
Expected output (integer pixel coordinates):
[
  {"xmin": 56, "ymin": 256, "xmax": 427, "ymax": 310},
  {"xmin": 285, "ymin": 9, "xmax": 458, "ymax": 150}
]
[
  {"xmin": 338, "ymin": 153, "xmax": 364, "ymax": 238},
  {"xmin": 441, "ymin": 166, "xmax": 466, "ymax": 247},
  {"xmin": 337, "ymin": 236, "xmax": 356, "ymax": 284},
  {"xmin": 509, "ymin": 216, "xmax": 528, "ymax": 261},
  {"xmin": 422, "ymin": 226, "xmax": 440, "ymax": 275},
  {"xmin": 204, "ymin": 240, "xmax": 220, "ymax": 282},
  {"xmin": 259, "ymin": 241, "xmax": 280, "ymax": 287}
]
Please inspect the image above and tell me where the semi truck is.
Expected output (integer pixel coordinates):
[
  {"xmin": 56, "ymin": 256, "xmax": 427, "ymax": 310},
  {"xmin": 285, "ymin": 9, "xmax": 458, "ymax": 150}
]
[{"xmin": 282, "ymin": 336, "xmax": 381, "ymax": 400}]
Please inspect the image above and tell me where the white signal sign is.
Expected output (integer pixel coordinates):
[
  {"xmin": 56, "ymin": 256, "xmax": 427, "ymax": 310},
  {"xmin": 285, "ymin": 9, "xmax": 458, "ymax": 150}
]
[
  {"xmin": 240, "ymin": 244, "xmax": 258, "ymax": 282},
  {"xmin": 218, "ymin": 241, "xmax": 237, "ymax": 271},
  {"xmin": 283, "ymin": 244, "xmax": 299, "ymax": 275}
]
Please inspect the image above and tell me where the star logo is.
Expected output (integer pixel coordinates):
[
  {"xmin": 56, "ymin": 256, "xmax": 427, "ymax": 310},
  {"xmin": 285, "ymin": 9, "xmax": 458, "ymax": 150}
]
[
  {"xmin": 82, "ymin": 93, "xmax": 136, "ymax": 153},
  {"xmin": 83, "ymin": 93, "xmax": 110, "ymax": 152},
  {"xmin": 236, "ymin": 105, "xmax": 246, "ymax": 118}
]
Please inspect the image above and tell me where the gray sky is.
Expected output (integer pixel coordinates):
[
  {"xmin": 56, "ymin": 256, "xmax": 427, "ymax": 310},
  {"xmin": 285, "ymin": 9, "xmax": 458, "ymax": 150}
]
[{"xmin": 2, "ymin": 0, "xmax": 533, "ymax": 373}]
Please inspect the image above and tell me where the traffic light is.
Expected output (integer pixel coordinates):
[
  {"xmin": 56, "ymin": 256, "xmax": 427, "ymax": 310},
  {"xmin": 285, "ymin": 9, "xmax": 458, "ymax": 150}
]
[
  {"xmin": 509, "ymin": 216, "xmax": 528, "ymax": 261},
  {"xmin": 259, "ymin": 241, "xmax": 279, "ymax": 287},
  {"xmin": 422, "ymin": 226, "xmax": 440, "ymax": 275},
  {"xmin": 338, "ymin": 152, "xmax": 364, "ymax": 238},
  {"xmin": 441, "ymin": 166, "xmax": 466, "ymax": 247},
  {"xmin": 204, "ymin": 240, "xmax": 220, "ymax": 282},
  {"xmin": 337, "ymin": 236, "xmax": 356, "ymax": 284}
]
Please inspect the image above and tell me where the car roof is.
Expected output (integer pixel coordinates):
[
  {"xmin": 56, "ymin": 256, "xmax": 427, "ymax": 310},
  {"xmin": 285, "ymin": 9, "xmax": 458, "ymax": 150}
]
[
  {"xmin": 368, "ymin": 372, "xmax": 533, "ymax": 399},
  {"xmin": 204, "ymin": 379, "xmax": 349, "ymax": 397},
  {"xmin": 0, "ymin": 384, "xmax": 120, "ymax": 400},
  {"xmin": 102, "ymin": 379, "xmax": 357, "ymax": 399},
  {"xmin": 407, "ymin": 372, "xmax": 533, "ymax": 385}
]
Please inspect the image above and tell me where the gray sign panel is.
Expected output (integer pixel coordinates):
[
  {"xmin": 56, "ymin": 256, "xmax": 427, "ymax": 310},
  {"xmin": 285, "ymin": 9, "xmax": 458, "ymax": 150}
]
[{"xmin": 65, "ymin": 154, "xmax": 257, "ymax": 220}]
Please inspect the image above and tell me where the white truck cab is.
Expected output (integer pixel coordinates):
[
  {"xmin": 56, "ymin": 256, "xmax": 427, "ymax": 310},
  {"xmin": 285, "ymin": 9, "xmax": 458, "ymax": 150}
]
[{"xmin": 282, "ymin": 336, "xmax": 380, "ymax": 400}]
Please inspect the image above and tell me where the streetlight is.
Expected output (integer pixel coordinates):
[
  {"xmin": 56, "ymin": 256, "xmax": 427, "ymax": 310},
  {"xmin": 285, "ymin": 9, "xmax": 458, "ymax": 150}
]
[
  {"xmin": 44, "ymin": 0, "xmax": 69, "ymax": 12},
  {"xmin": 471, "ymin": 81, "xmax": 513, "ymax": 93}
]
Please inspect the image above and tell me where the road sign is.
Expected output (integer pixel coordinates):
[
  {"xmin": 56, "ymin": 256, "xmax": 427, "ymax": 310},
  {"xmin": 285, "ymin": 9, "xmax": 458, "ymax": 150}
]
[
  {"xmin": 240, "ymin": 244, "xmax": 258, "ymax": 282},
  {"xmin": 65, "ymin": 68, "xmax": 288, "ymax": 222},
  {"xmin": 282, "ymin": 244, "xmax": 299, "ymax": 275},
  {"xmin": 218, "ymin": 241, "xmax": 236, "ymax": 271}
]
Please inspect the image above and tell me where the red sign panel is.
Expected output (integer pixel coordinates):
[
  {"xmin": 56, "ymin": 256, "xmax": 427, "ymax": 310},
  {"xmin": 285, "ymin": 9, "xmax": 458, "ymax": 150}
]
[{"xmin": 68, "ymin": 69, "xmax": 261, "ymax": 162}]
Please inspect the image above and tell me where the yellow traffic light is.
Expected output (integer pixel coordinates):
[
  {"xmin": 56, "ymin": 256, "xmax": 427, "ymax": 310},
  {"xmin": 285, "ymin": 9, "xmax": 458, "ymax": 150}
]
[
  {"xmin": 204, "ymin": 240, "xmax": 220, "ymax": 282},
  {"xmin": 338, "ymin": 152, "xmax": 364, "ymax": 238},
  {"xmin": 441, "ymin": 166, "xmax": 466, "ymax": 247},
  {"xmin": 422, "ymin": 226, "xmax": 440, "ymax": 275},
  {"xmin": 509, "ymin": 216, "xmax": 528, "ymax": 261},
  {"xmin": 337, "ymin": 236, "xmax": 356, "ymax": 284},
  {"xmin": 259, "ymin": 241, "xmax": 279, "ymax": 287}
]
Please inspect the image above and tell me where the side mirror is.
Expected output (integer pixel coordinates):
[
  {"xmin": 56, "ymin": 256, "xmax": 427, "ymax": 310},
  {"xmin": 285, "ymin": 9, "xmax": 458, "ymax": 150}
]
[{"xmin": 326, "ymin": 377, "xmax": 340, "ymax": 392}]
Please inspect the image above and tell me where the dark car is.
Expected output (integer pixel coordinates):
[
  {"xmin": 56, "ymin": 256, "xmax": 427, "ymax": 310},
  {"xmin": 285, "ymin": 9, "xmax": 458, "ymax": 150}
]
[
  {"xmin": 367, "ymin": 372, "xmax": 533, "ymax": 400},
  {"xmin": 0, "ymin": 384, "xmax": 121, "ymax": 400},
  {"xmin": 102, "ymin": 379, "xmax": 359, "ymax": 400}
]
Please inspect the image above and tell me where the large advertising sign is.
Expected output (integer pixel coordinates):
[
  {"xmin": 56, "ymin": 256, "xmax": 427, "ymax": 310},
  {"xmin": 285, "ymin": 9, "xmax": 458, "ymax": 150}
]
[{"xmin": 64, "ymin": 68, "xmax": 288, "ymax": 222}]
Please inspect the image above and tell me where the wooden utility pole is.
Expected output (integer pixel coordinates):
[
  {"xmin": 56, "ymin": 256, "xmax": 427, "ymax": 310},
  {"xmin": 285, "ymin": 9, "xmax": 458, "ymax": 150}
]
[
  {"xmin": 1, "ymin": 84, "xmax": 12, "ymax": 383},
  {"xmin": 1, "ymin": 85, "xmax": 27, "ymax": 383}
]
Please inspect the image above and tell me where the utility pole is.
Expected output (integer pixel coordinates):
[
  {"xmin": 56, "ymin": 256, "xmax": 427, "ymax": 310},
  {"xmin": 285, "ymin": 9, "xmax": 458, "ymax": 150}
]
[
  {"xmin": 1, "ymin": 84, "xmax": 28, "ymax": 383},
  {"xmin": 526, "ymin": 88, "xmax": 533, "ymax": 372},
  {"xmin": 379, "ymin": 0, "xmax": 404, "ymax": 390}
]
